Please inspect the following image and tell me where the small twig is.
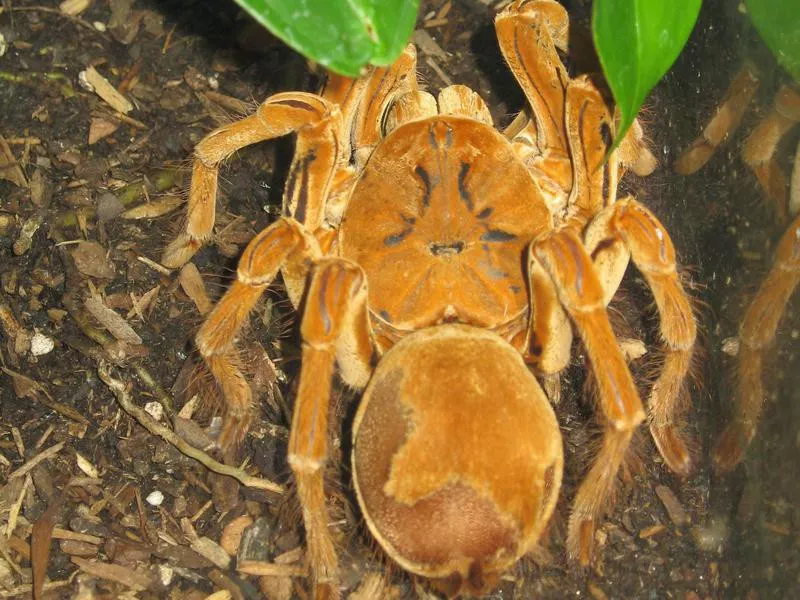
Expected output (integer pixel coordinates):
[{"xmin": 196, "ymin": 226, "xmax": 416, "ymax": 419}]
[
  {"xmin": 137, "ymin": 255, "xmax": 172, "ymax": 276},
  {"xmin": 7, "ymin": 442, "xmax": 65, "ymax": 481},
  {"xmin": 97, "ymin": 364, "xmax": 284, "ymax": 494}
]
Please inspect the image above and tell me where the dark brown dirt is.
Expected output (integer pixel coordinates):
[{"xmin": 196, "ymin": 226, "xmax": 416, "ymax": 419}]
[{"xmin": 0, "ymin": 0, "xmax": 797, "ymax": 598}]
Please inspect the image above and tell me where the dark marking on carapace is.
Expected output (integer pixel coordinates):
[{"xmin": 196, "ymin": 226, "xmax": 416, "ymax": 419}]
[
  {"xmin": 477, "ymin": 207, "xmax": 493, "ymax": 219},
  {"xmin": 457, "ymin": 162, "xmax": 474, "ymax": 212},
  {"xmin": 429, "ymin": 240, "xmax": 466, "ymax": 256},
  {"xmin": 401, "ymin": 214, "xmax": 416, "ymax": 225},
  {"xmin": 415, "ymin": 165, "xmax": 433, "ymax": 208},
  {"xmin": 444, "ymin": 125, "xmax": 454, "ymax": 148},
  {"xmin": 379, "ymin": 310, "xmax": 392, "ymax": 323},
  {"xmin": 480, "ymin": 229, "xmax": 517, "ymax": 243},
  {"xmin": 428, "ymin": 126, "xmax": 439, "ymax": 150},
  {"xmin": 384, "ymin": 228, "xmax": 413, "ymax": 247}
]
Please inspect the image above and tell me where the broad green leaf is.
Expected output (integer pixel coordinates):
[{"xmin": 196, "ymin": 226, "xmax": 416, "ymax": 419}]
[
  {"xmin": 231, "ymin": 0, "xmax": 420, "ymax": 77},
  {"xmin": 745, "ymin": 0, "xmax": 800, "ymax": 81},
  {"xmin": 593, "ymin": 0, "xmax": 702, "ymax": 147}
]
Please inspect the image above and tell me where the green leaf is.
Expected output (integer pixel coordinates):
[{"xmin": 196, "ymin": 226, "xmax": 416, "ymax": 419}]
[
  {"xmin": 592, "ymin": 0, "xmax": 702, "ymax": 147},
  {"xmin": 230, "ymin": 0, "xmax": 420, "ymax": 77},
  {"xmin": 745, "ymin": 0, "xmax": 800, "ymax": 81}
]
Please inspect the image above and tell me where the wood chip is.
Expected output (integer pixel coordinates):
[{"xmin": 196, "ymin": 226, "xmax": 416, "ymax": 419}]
[
  {"xmin": 71, "ymin": 556, "xmax": 153, "ymax": 590},
  {"xmin": 765, "ymin": 522, "xmax": 791, "ymax": 536},
  {"xmin": 220, "ymin": 515, "xmax": 253, "ymax": 557},
  {"xmin": 413, "ymin": 29, "xmax": 448, "ymax": 61},
  {"xmin": 121, "ymin": 194, "xmax": 183, "ymax": 219},
  {"xmin": 639, "ymin": 523, "xmax": 667, "ymax": 539},
  {"xmin": 59, "ymin": 0, "xmax": 92, "ymax": 15},
  {"xmin": 238, "ymin": 560, "xmax": 306, "ymax": 578},
  {"xmin": 84, "ymin": 295, "xmax": 143, "ymax": 345},
  {"xmin": 179, "ymin": 263, "xmax": 212, "ymax": 315},
  {"xmin": 88, "ymin": 117, "xmax": 119, "ymax": 144},
  {"xmin": 8, "ymin": 442, "xmax": 65, "ymax": 481},
  {"xmin": 81, "ymin": 67, "xmax": 134, "ymax": 114},
  {"xmin": 655, "ymin": 485, "xmax": 689, "ymax": 526},
  {"xmin": 190, "ymin": 537, "xmax": 231, "ymax": 570},
  {"xmin": 0, "ymin": 133, "xmax": 28, "ymax": 188},
  {"xmin": 75, "ymin": 452, "xmax": 100, "ymax": 479},
  {"xmin": 71, "ymin": 241, "xmax": 116, "ymax": 279},
  {"xmin": 59, "ymin": 539, "xmax": 99, "ymax": 557}
]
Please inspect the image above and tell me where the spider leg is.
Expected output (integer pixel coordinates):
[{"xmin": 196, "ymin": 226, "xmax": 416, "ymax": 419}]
[
  {"xmin": 531, "ymin": 229, "xmax": 644, "ymax": 565},
  {"xmin": 714, "ymin": 214, "xmax": 800, "ymax": 471},
  {"xmin": 345, "ymin": 45, "xmax": 418, "ymax": 168},
  {"xmin": 741, "ymin": 85, "xmax": 800, "ymax": 222},
  {"xmin": 674, "ymin": 62, "xmax": 760, "ymax": 176},
  {"xmin": 162, "ymin": 93, "xmax": 346, "ymax": 268},
  {"xmin": 585, "ymin": 198, "xmax": 698, "ymax": 476},
  {"xmin": 196, "ymin": 218, "xmax": 321, "ymax": 449},
  {"xmin": 495, "ymin": 0, "xmax": 573, "ymax": 210},
  {"xmin": 289, "ymin": 259, "xmax": 374, "ymax": 599}
]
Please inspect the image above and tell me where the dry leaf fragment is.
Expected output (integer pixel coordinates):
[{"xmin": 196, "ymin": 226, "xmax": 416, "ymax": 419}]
[
  {"xmin": 59, "ymin": 0, "xmax": 92, "ymax": 16},
  {"xmin": 121, "ymin": 194, "xmax": 183, "ymax": 219},
  {"xmin": 84, "ymin": 296, "xmax": 143, "ymax": 345},
  {"xmin": 75, "ymin": 453, "xmax": 100, "ymax": 479},
  {"xmin": 88, "ymin": 117, "xmax": 120, "ymax": 144},
  {"xmin": 32, "ymin": 500, "xmax": 60, "ymax": 600},
  {"xmin": 71, "ymin": 241, "xmax": 116, "ymax": 279},
  {"xmin": 29, "ymin": 169, "xmax": 49, "ymax": 207},
  {"xmin": 179, "ymin": 263, "xmax": 212, "ymax": 315},
  {"xmin": 80, "ymin": 67, "xmax": 134, "ymax": 114},
  {"xmin": 655, "ymin": 485, "xmax": 689, "ymax": 526}
]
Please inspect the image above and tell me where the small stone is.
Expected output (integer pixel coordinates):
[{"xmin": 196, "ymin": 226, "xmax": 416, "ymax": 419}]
[
  {"xmin": 158, "ymin": 564, "xmax": 174, "ymax": 586},
  {"xmin": 30, "ymin": 331, "xmax": 54, "ymax": 356},
  {"xmin": 144, "ymin": 401, "xmax": 163, "ymax": 421},
  {"xmin": 146, "ymin": 490, "xmax": 164, "ymax": 506}
]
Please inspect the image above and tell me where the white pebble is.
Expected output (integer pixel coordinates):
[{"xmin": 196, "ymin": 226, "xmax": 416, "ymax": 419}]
[
  {"xmin": 30, "ymin": 332, "xmax": 55, "ymax": 356},
  {"xmin": 144, "ymin": 401, "xmax": 164, "ymax": 421},
  {"xmin": 93, "ymin": 21, "xmax": 107, "ymax": 32},
  {"xmin": 146, "ymin": 490, "xmax": 164, "ymax": 506},
  {"xmin": 158, "ymin": 564, "xmax": 174, "ymax": 586}
]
